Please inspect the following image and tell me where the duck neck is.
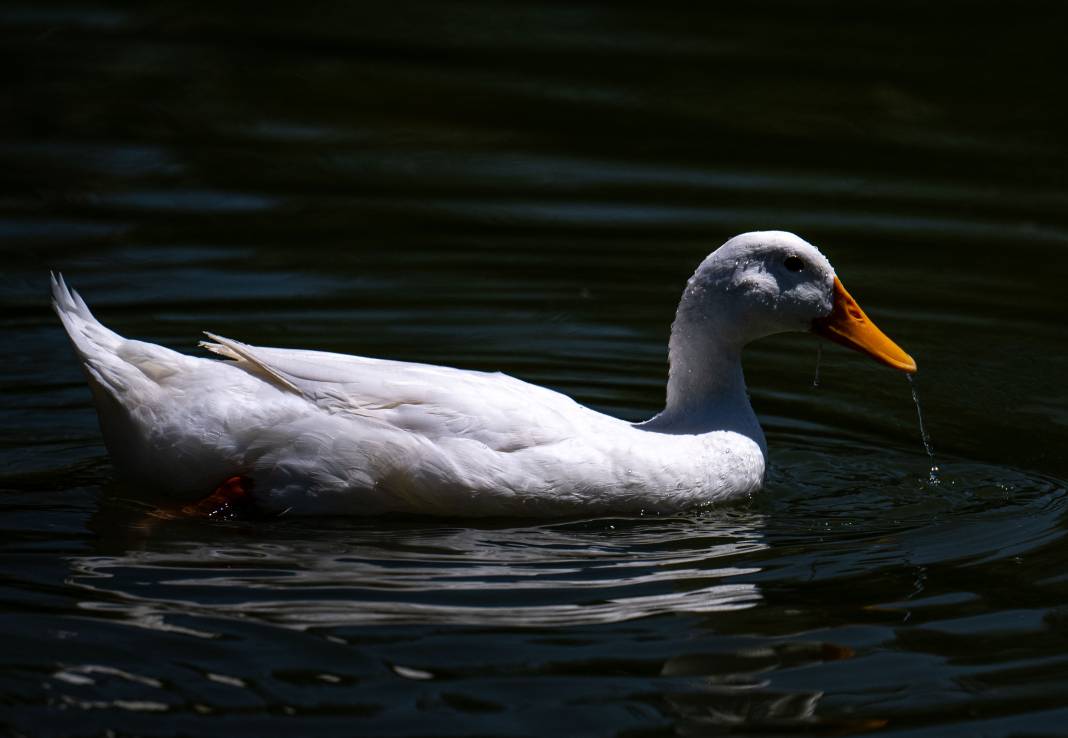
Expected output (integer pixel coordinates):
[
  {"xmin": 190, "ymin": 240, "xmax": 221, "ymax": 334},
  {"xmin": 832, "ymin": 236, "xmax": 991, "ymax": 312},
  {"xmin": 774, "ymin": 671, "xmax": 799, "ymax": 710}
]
[{"xmin": 641, "ymin": 299, "xmax": 765, "ymax": 448}]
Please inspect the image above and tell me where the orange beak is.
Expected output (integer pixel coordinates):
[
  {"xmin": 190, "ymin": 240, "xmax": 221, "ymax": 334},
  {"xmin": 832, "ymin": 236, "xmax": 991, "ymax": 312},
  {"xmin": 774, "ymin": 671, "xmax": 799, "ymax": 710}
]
[{"xmin": 812, "ymin": 277, "xmax": 917, "ymax": 373}]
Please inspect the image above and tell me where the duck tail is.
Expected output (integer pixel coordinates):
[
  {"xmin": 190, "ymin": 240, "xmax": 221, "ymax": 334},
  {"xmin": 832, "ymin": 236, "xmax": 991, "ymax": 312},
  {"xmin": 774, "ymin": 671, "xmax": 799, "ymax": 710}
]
[
  {"xmin": 51, "ymin": 272, "xmax": 123, "ymax": 352},
  {"xmin": 50, "ymin": 273, "xmax": 129, "ymax": 389}
]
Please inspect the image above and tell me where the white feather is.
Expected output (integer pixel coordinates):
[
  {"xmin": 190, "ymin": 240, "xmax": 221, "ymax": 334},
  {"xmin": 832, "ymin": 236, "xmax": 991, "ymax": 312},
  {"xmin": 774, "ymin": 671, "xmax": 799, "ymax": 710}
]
[{"xmin": 51, "ymin": 232, "xmax": 878, "ymax": 517}]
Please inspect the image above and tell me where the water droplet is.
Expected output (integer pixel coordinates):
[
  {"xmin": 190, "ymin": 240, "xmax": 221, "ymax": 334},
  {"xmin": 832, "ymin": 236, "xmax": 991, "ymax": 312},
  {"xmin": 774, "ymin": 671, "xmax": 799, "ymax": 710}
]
[{"xmin": 907, "ymin": 374, "xmax": 939, "ymax": 484}]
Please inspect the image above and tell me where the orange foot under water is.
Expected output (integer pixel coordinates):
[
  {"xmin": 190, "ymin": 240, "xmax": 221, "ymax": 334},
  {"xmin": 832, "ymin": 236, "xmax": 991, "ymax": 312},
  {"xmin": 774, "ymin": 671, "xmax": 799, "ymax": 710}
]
[
  {"xmin": 183, "ymin": 475, "xmax": 257, "ymax": 520},
  {"xmin": 143, "ymin": 475, "xmax": 258, "ymax": 523}
]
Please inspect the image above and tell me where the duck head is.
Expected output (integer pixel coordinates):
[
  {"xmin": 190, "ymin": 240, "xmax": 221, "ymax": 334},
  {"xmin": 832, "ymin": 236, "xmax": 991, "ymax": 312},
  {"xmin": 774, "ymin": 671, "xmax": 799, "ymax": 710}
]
[
  {"xmin": 678, "ymin": 231, "xmax": 916, "ymax": 373},
  {"xmin": 649, "ymin": 230, "xmax": 915, "ymax": 437}
]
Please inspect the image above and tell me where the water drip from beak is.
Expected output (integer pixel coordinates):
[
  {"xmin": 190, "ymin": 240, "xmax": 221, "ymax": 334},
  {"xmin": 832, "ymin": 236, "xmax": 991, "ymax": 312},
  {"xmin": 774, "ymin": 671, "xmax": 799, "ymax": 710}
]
[{"xmin": 907, "ymin": 374, "xmax": 939, "ymax": 484}]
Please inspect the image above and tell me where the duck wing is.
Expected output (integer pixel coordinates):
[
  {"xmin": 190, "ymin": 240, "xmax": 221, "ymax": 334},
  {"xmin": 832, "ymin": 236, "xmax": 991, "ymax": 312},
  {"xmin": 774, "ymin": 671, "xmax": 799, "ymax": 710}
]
[{"xmin": 200, "ymin": 334, "xmax": 597, "ymax": 451}]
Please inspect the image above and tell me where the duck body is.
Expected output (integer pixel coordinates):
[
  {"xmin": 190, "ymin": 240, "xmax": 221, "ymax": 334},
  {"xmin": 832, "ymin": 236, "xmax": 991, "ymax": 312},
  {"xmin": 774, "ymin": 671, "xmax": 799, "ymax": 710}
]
[{"xmin": 53, "ymin": 231, "xmax": 913, "ymax": 517}]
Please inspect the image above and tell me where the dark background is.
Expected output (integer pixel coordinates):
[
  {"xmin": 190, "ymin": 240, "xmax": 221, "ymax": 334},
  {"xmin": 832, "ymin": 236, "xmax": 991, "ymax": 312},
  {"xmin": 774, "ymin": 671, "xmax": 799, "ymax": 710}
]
[{"xmin": 3, "ymin": 2, "xmax": 1068, "ymax": 736}]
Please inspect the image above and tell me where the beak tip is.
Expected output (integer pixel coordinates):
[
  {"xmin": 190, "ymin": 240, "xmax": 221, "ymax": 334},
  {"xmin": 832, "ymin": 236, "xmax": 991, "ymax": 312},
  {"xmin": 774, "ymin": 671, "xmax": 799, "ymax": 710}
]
[
  {"xmin": 888, "ymin": 349, "xmax": 918, "ymax": 374},
  {"xmin": 880, "ymin": 347, "xmax": 917, "ymax": 374}
]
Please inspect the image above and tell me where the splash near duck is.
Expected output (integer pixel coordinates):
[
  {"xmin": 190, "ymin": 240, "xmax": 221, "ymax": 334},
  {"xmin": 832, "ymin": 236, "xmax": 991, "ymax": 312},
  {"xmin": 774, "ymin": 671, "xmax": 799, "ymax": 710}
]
[{"xmin": 53, "ymin": 231, "xmax": 915, "ymax": 518}]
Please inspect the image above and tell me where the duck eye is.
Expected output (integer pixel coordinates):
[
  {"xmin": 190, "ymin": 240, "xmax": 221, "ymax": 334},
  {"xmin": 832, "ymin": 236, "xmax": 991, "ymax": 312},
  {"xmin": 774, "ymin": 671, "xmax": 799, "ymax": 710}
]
[{"xmin": 783, "ymin": 256, "xmax": 805, "ymax": 273}]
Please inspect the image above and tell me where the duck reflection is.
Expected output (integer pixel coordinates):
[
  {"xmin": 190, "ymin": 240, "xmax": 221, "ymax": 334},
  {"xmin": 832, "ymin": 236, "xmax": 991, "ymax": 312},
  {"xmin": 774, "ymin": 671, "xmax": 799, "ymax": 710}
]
[
  {"xmin": 64, "ymin": 493, "xmax": 894, "ymax": 732},
  {"xmin": 75, "ymin": 492, "xmax": 769, "ymax": 629}
]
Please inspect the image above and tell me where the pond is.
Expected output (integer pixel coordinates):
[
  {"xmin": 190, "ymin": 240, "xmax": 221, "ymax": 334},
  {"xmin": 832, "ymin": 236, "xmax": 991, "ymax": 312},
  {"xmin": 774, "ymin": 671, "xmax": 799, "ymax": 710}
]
[{"xmin": 3, "ymin": 2, "xmax": 1068, "ymax": 735}]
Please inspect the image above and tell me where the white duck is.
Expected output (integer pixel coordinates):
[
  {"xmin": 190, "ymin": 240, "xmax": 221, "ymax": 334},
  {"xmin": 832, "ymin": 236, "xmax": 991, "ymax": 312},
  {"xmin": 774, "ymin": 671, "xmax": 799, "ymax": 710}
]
[{"xmin": 53, "ymin": 231, "xmax": 915, "ymax": 518}]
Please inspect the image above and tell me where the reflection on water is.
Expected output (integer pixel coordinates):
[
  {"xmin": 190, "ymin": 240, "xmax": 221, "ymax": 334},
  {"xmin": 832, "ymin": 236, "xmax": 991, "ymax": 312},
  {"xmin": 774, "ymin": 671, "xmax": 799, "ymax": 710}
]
[
  {"xmin": 18, "ymin": 455, "xmax": 1058, "ymax": 735},
  {"xmin": 71, "ymin": 511, "xmax": 767, "ymax": 630}
]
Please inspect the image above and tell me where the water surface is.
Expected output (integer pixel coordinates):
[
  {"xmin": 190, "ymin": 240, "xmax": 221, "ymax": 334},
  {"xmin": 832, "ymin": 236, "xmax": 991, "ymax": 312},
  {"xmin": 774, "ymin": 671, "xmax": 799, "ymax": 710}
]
[{"xmin": 3, "ymin": 3, "xmax": 1068, "ymax": 736}]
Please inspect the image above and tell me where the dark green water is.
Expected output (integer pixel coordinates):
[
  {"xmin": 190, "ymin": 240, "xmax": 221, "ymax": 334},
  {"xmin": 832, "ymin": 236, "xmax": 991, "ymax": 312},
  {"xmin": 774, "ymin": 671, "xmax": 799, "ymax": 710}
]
[{"xmin": 4, "ymin": 2, "xmax": 1068, "ymax": 735}]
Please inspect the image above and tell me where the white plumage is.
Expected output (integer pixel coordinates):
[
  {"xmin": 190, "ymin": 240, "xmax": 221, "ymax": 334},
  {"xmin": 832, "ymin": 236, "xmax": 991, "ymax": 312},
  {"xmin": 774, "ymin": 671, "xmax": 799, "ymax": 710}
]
[{"xmin": 53, "ymin": 231, "xmax": 912, "ymax": 517}]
